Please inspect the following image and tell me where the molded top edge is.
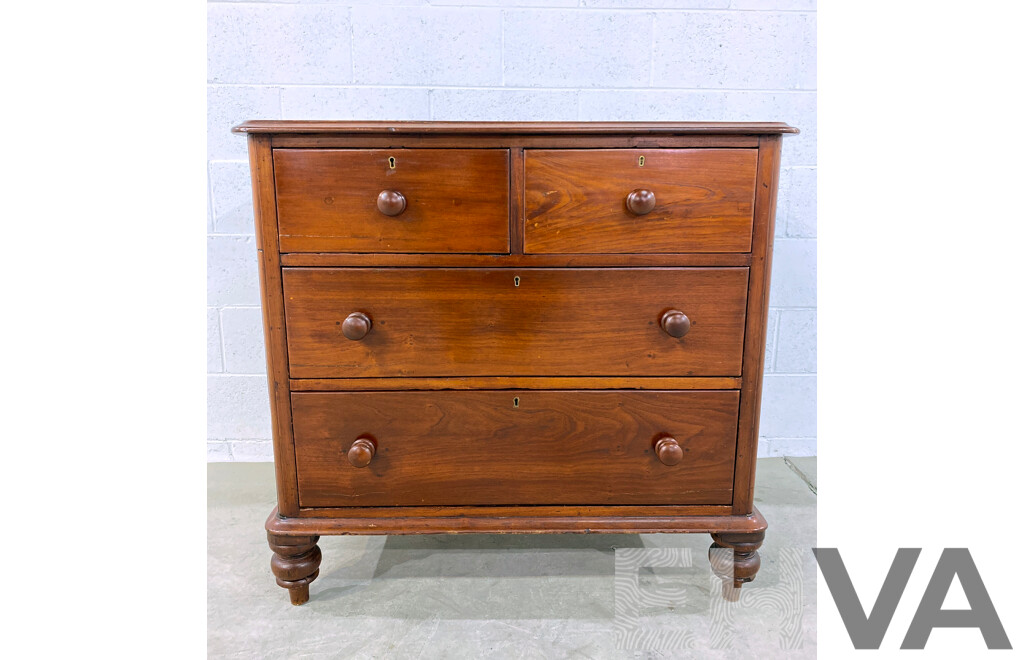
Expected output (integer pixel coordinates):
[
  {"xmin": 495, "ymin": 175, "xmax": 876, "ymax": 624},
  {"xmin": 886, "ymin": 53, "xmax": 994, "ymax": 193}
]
[{"xmin": 231, "ymin": 120, "xmax": 799, "ymax": 136}]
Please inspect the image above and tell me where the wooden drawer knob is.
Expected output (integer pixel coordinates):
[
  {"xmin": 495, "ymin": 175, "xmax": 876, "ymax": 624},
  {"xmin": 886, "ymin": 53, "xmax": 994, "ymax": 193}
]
[
  {"xmin": 660, "ymin": 310, "xmax": 691, "ymax": 338},
  {"xmin": 342, "ymin": 312, "xmax": 372, "ymax": 340},
  {"xmin": 347, "ymin": 436, "xmax": 377, "ymax": 468},
  {"xmin": 654, "ymin": 436, "xmax": 683, "ymax": 466},
  {"xmin": 376, "ymin": 190, "xmax": 407, "ymax": 216},
  {"xmin": 625, "ymin": 189, "xmax": 656, "ymax": 215}
]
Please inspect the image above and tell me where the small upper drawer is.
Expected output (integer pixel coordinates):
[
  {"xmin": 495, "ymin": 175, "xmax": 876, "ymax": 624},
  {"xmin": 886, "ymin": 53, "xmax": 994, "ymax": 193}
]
[
  {"xmin": 524, "ymin": 149, "xmax": 757, "ymax": 254},
  {"xmin": 273, "ymin": 149, "xmax": 510, "ymax": 253}
]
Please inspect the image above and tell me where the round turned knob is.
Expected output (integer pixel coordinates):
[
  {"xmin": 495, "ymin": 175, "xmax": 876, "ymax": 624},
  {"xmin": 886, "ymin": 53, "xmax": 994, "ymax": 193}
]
[
  {"xmin": 342, "ymin": 312, "xmax": 372, "ymax": 341},
  {"xmin": 625, "ymin": 189, "xmax": 656, "ymax": 215},
  {"xmin": 347, "ymin": 436, "xmax": 377, "ymax": 468},
  {"xmin": 660, "ymin": 310, "xmax": 691, "ymax": 338},
  {"xmin": 376, "ymin": 190, "xmax": 407, "ymax": 216},
  {"xmin": 654, "ymin": 436, "xmax": 683, "ymax": 466}
]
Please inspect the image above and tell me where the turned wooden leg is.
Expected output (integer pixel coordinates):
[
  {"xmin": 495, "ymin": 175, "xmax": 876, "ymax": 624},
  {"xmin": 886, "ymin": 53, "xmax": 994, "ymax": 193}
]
[
  {"xmin": 268, "ymin": 532, "xmax": 322, "ymax": 605},
  {"xmin": 709, "ymin": 530, "xmax": 765, "ymax": 602}
]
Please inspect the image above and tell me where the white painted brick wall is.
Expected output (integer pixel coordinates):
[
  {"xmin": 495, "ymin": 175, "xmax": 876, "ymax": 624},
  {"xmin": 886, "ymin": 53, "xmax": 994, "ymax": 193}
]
[{"xmin": 207, "ymin": 0, "xmax": 817, "ymax": 461}]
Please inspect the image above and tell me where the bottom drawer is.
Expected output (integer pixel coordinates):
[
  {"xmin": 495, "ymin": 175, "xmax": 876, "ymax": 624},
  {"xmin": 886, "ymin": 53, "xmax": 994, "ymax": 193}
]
[{"xmin": 292, "ymin": 390, "xmax": 739, "ymax": 507}]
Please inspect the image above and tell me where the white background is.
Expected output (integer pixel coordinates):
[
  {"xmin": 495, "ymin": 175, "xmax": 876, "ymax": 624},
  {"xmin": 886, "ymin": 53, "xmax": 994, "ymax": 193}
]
[
  {"xmin": 818, "ymin": 2, "xmax": 1024, "ymax": 656},
  {"xmin": 0, "ymin": 2, "xmax": 1020, "ymax": 656}
]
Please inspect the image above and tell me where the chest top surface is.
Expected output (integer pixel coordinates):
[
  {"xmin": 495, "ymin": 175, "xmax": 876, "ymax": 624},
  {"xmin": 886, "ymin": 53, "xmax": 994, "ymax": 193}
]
[{"xmin": 233, "ymin": 120, "xmax": 798, "ymax": 135}]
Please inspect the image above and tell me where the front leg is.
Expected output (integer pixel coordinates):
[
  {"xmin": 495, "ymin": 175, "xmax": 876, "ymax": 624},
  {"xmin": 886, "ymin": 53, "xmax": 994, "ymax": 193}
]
[
  {"xmin": 267, "ymin": 532, "xmax": 322, "ymax": 605},
  {"xmin": 709, "ymin": 530, "xmax": 765, "ymax": 601}
]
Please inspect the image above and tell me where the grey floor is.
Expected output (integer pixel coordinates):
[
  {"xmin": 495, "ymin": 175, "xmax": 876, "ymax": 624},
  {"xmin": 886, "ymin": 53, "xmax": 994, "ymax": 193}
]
[{"xmin": 209, "ymin": 458, "xmax": 816, "ymax": 659}]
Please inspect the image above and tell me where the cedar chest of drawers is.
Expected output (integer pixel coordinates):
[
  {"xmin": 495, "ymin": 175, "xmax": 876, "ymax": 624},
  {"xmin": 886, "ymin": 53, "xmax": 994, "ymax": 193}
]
[{"xmin": 233, "ymin": 120, "xmax": 798, "ymax": 604}]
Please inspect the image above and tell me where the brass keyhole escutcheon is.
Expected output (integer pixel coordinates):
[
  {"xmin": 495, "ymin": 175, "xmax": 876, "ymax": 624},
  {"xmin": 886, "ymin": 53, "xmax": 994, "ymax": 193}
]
[
  {"xmin": 638, "ymin": 155, "xmax": 645, "ymax": 167},
  {"xmin": 513, "ymin": 397, "xmax": 520, "ymax": 408},
  {"xmin": 514, "ymin": 275, "xmax": 521, "ymax": 287},
  {"xmin": 388, "ymin": 156, "xmax": 396, "ymax": 169}
]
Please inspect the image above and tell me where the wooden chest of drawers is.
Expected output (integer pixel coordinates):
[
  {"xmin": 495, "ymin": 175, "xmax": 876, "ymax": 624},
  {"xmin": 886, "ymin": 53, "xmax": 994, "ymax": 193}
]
[{"xmin": 234, "ymin": 121, "xmax": 797, "ymax": 605}]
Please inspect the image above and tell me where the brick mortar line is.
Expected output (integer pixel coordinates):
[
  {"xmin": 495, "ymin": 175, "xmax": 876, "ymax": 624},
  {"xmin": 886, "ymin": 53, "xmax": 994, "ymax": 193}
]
[
  {"xmin": 209, "ymin": 373, "xmax": 269, "ymax": 378},
  {"xmin": 348, "ymin": 7, "xmax": 354, "ymax": 83},
  {"xmin": 208, "ymin": 83, "xmax": 818, "ymax": 93},
  {"xmin": 206, "ymin": 162, "xmax": 215, "ymax": 232},
  {"xmin": 216, "ymin": 309, "xmax": 227, "ymax": 374},
  {"xmin": 649, "ymin": 12, "xmax": 656, "ymax": 87},
  {"xmin": 209, "ymin": 3, "xmax": 816, "ymax": 14}
]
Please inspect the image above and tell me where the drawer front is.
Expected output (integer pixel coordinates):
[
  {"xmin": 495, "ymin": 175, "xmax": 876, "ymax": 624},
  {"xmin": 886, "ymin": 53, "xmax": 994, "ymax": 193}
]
[
  {"xmin": 524, "ymin": 149, "xmax": 757, "ymax": 254},
  {"xmin": 293, "ymin": 390, "xmax": 739, "ymax": 507},
  {"xmin": 283, "ymin": 267, "xmax": 748, "ymax": 378},
  {"xmin": 273, "ymin": 149, "xmax": 510, "ymax": 253}
]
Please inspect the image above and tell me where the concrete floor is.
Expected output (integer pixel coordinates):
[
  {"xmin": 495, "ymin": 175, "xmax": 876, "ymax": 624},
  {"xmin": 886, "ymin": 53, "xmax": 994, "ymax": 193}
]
[{"xmin": 209, "ymin": 458, "xmax": 816, "ymax": 658}]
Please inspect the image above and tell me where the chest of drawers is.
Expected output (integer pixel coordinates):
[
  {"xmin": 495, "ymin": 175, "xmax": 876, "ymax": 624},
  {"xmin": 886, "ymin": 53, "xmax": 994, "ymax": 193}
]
[{"xmin": 233, "ymin": 121, "xmax": 797, "ymax": 605}]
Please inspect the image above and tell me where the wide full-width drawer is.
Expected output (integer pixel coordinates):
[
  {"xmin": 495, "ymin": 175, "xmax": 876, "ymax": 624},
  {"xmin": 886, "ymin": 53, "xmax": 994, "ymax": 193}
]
[
  {"xmin": 524, "ymin": 149, "xmax": 758, "ymax": 254},
  {"xmin": 273, "ymin": 149, "xmax": 510, "ymax": 253},
  {"xmin": 292, "ymin": 390, "xmax": 739, "ymax": 507},
  {"xmin": 283, "ymin": 267, "xmax": 748, "ymax": 378}
]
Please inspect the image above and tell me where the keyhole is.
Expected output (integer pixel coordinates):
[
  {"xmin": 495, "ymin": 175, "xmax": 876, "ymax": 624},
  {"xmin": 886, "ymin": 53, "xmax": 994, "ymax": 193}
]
[
  {"xmin": 388, "ymin": 156, "xmax": 396, "ymax": 169},
  {"xmin": 513, "ymin": 397, "xmax": 520, "ymax": 408},
  {"xmin": 638, "ymin": 155, "xmax": 645, "ymax": 167},
  {"xmin": 514, "ymin": 275, "xmax": 520, "ymax": 287}
]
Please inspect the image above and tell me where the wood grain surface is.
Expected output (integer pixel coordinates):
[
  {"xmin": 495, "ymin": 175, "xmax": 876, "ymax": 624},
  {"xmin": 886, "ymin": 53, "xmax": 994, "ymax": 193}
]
[
  {"xmin": 732, "ymin": 134, "xmax": 783, "ymax": 515},
  {"xmin": 524, "ymin": 149, "xmax": 757, "ymax": 254},
  {"xmin": 289, "ymin": 376, "xmax": 742, "ymax": 391},
  {"xmin": 267, "ymin": 505, "xmax": 768, "ymax": 535},
  {"xmin": 247, "ymin": 134, "xmax": 301, "ymax": 516},
  {"xmin": 269, "ymin": 135, "xmax": 761, "ymax": 150},
  {"xmin": 292, "ymin": 390, "xmax": 739, "ymax": 507},
  {"xmin": 274, "ymin": 149, "xmax": 510, "ymax": 253},
  {"xmin": 282, "ymin": 267, "xmax": 749, "ymax": 378},
  {"xmin": 279, "ymin": 253, "xmax": 753, "ymax": 268},
  {"xmin": 295, "ymin": 504, "xmax": 731, "ymax": 519},
  {"xmin": 234, "ymin": 120, "xmax": 798, "ymax": 135}
]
